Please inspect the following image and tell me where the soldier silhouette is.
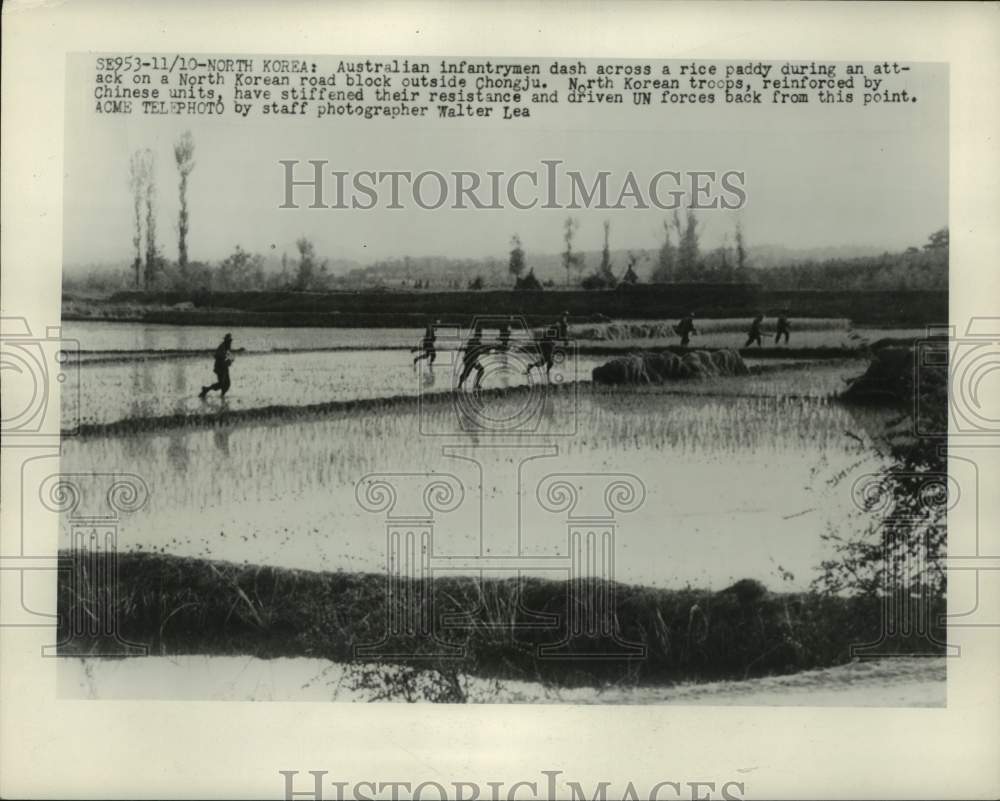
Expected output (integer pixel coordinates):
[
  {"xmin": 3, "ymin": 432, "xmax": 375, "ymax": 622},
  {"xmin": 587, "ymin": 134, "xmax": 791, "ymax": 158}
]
[
  {"xmin": 457, "ymin": 325, "xmax": 487, "ymax": 390},
  {"xmin": 675, "ymin": 313, "xmax": 697, "ymax": 347},
  {"xmin": 199, "ymin": 333, "xmax": 234, "ymax": 399},
  {"xmin": 775, "ymin": 313, "xmax": 791, "ymax": 345},
  {"xmin": 745, "ymin": 315, "xmax": 764, "ymax": 348}
]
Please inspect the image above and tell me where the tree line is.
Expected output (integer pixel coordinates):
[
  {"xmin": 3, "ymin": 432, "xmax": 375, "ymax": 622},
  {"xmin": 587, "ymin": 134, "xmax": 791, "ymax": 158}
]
[
  {"xmin": 63, "ymin": 139, "xmax": 947, "ymax": 296},
  {"xmin": 501, "ymin": 217, "xmax": 945, "ymax": 292},
  {"xmin": 116, "ymin": 133, "xmax": 333, "ymax": 295}
]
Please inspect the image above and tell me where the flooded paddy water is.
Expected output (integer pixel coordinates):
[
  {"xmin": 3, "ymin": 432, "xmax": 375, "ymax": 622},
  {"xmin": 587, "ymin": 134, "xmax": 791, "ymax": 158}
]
[
  {"xmin": 59, "ymin": 320, "xmax": 891, "ymax": 592},
  {"xmin": 59, "ymin": 319, "xmax": 890, "ymax": 430},
  {"xmin": 61, "ymin": 387, "xmax": 888, "ymax": 589},
  {"xmin": 61, "ymin": 318, "xmax": 923, "ymax": 354}
]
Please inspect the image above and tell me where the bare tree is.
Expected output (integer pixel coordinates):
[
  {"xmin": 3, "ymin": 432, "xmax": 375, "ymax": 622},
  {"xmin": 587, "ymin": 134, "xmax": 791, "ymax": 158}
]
[
  {"xmin": 295, "ymin": 237, "xmax": 317, "ymax": 290},
  {"xmin": 508, "ymin": 234, "xmax": 526, "ymax": 281},
  {"xmin": 599, "ymin": 221, "xmax": 614, "ymax": 280},
  {"xmin": 650, "ymin": 219, "xmax": 676, "ymax": 283},
  {"xmin": 719, "ymin": 233, "xmax": 732, "ymax": 278},
  {"xmin": 173, "ymin": 131, "xmax": 196, "ymax": 278},
  {"xmin": 142, "ymin": 149, "xmax": 158, "ymax": 289},
  {"xmin": 127, "ymin": 151, "xmax": 148, "ymax": 288},
  {"xmin": 735, "ymin": 219, "xmax": 747, "ymax": 272},
  {"xmin": 562, "ymin": 217, "xmax": 582, "ymax": 286},
  {"xmin": 677, "ymin": 209, "xmax": 700, "ymax": 279}
]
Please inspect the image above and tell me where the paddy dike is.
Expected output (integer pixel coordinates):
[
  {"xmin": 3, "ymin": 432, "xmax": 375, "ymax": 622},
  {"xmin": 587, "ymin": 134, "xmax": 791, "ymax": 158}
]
[{"xmin": 66, "ymin": 285, "xmax": 947, "ymax": 327}]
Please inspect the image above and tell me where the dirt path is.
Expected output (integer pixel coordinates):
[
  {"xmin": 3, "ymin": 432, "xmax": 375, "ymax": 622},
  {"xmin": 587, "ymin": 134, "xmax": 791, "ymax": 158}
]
[
  {"xmin": 502, "ymin": 657, "xmax": 946, "ymax": 706},
  {"xmin": 60, "ymin": 655, "xmax": 945, "ymax": 706}
]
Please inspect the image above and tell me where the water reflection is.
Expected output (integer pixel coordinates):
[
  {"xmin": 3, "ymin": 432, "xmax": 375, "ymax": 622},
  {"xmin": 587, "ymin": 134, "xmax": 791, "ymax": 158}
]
[
  {"xmin": 166, "ymin": 329, "xmax": 191, "ymax": 472},
  {"xmin": 61, "ymin": 388, "xmax": 893, "ymax": 591},
  {"xmin": 64, "ymin": 349, "xmax": 611, "ymax": 429},
  {"xmin": 213, "ymin": 428, "xmax": 231, "ymax": 457}
]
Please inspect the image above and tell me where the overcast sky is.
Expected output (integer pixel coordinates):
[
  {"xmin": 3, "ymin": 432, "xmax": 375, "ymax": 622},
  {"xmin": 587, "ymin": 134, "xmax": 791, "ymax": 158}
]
[{"xmin": 64, "ymin": 57, "xmax": 947, "ymax": 270}]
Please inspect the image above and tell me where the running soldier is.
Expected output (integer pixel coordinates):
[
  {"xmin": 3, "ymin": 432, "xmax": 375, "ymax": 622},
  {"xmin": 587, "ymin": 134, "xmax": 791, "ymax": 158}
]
[
  {"xmin": 526, "ymin": 313, "xmax": 569, "ymax": 380},
  {"xmin": 555, "ymin": 310, "xmax": 570, "ymax": 341},
  {"xmin": 774, "ymin": 313, "xmax": 791, "ymax": 345},
  {"xmin": 497, "ymin": 318, "xmax": 512, "ymax": 353},
  {"xmin": 457, "ymin": 325, "xmax": 487, "ymax": 390},
  {"xmin": 199, "ymin": 333, "xmax": 234, "ymax": 399},
  {"xmin": 413, "ymin": 319, "xmax": 440, "ymax": 370},
  {"xmin": 675, "ymin": 313, "xmax": 697, "ymax": 347},
  {"xmin": 745, "ymin": 315, "xmax": 765, "ymax": 348}
]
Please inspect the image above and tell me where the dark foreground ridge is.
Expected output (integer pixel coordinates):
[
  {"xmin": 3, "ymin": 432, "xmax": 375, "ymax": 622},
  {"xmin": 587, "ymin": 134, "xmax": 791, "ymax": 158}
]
[{"xmin": 58, "ymin": 551, "xmax": 947, "ymax": 689}]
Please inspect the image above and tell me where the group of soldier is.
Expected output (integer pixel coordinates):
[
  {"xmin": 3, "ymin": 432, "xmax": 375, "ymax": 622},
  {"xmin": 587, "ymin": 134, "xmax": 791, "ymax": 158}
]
[
  {"xmin": 413, "ymin": 311, "xmax": 570, "ymax": 390},
  {"xmin": 198, "ymin": 310, "xmax": 791, "ymax": 399},
  {"xmin": 677, "ymin": 311, "xmax": 792, "ymax": 348}
]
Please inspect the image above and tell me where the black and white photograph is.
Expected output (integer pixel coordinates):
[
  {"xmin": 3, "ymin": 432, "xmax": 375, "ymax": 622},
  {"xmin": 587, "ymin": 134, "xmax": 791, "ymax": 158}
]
[
  {"xmin": 53, "ymin": 50, "xmax": 954, "ymax": 705},
  {"xmin": 2, "ymin": 3, "xmax": 999, "ymax": 799}
]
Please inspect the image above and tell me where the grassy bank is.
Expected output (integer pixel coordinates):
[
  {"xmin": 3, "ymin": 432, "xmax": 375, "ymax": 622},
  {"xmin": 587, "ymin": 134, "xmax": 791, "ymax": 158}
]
[{"xmin": 59, "ymin": 551, "xmax": 945, "ymax": 688}]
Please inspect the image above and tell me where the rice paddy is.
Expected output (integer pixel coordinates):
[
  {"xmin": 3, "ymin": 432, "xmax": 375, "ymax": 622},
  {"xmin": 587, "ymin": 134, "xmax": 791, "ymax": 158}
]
[{"xmin": 59, "ymin": 328, "xmax": 887, "ymax": 591}]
